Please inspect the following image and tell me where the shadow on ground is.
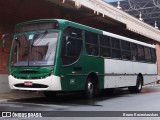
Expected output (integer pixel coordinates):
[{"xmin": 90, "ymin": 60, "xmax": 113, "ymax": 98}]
[
  {"xmin": 9, "ymin": 86, "xmax": 160, "ymax": 107},
  {"xmin": 10, "ymin": 87, "xmax": 147, "ymax": 106}
]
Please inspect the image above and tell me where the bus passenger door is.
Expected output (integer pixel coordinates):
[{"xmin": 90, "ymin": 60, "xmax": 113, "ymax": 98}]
[{"xmin": 60, "ymin": 27, "xmax": 84, "ymax": 91}]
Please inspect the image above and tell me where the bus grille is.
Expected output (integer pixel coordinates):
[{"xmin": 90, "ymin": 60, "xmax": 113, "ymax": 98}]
[
  {"xmin": 12, "ymin": 76, "xmax": 48, "ymax": 79},
  {"xmin": 14, "ymin": 83, "xmax": 48, "ymax": 88}
]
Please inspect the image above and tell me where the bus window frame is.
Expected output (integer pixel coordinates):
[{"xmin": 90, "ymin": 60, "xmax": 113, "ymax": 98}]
[
  {"xmin": 99, "ymin": 35, "xmax": 112, "ymax": 58},
  {"xmin": 144, "ymin": 47, "xmax": 152, "ymax": 63},
  {"xmin": 121, "ymin": 40, "xmax": 131, "ymax": 60},
  {"xmin": 61, "ymin": 26, "xmax": 83, "ymax": 66},
  {"xmin": 131, "ymin": 43, "xmax": 138, "ymax": 62},
  {"xmin": 98, "ymin": 34, "xmax": 156, "ymax": 64},
  {"xmin": 85, "ymin": 31, "xmax": 99, "ymax": 57},
  {"xmin": 111, "ymin": 37, "xmax": 121, "ymax": 59},
  {"xmin": 137, "ymin": 45, "xmax": 145, "ymax": 62}
]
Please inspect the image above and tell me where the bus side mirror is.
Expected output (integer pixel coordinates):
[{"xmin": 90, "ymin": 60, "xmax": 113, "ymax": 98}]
[
  {"xmin": 1, "ymin": 34, "xmax": 13, "ymax": 50},
  {"xmin": 2, "ymin": 34, "xmax": 6, "ymax": 50}
]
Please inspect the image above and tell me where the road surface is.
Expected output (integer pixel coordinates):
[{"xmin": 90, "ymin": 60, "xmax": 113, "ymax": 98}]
[{"xmin": 0, "ymin": 85, "xmax": 160, "ymax": 120}]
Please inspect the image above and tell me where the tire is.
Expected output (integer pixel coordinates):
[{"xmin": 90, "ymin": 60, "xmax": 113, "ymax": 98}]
[
  {"xmin": 85, "ymin": 78, "xmax": 96, "ymax": 99},
  {"xmin": 128, "ymin": 76, "xmax": 143, "ymax": 93},
  {"xmin": 44, "ymin": 91, "xmax": 57, "ymax": 98}
]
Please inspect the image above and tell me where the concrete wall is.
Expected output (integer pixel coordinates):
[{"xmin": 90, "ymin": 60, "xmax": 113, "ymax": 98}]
[
  {"xmin": 156, "ymin": 44, "xmax": 160, "ymax": 77},
  {"xmin": 0, "ymin": 75, "xmax": 11, "ymax": 93},
  {"xmin": 0, "ymin": 0, "xmax": 61, "ymax": 74},
  {"xmin": 0, "ymin": 0, "xmax": 62, "ymax": 93}
]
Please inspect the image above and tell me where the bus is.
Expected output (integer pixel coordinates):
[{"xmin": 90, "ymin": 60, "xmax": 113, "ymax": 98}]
[{"xmin": 2, "ymin": 19, "xmax": 157, "ymax": 98}]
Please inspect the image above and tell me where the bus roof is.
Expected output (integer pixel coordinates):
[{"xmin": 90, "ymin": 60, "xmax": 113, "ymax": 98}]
[{"xmin": 16, "ymin": 19, "xmax": 155, "ymax": 48}]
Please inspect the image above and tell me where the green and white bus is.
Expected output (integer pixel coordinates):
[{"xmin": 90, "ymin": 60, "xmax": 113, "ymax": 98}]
[{"xmin": 2, "ymin": 19, "xmax": 157, "ymax": 98}]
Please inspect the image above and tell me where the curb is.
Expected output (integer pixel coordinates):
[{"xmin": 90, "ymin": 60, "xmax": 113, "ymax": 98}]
[
  {"xmin": 0, "ymin": 99, "xmax": 9, "ymax": 103},
  {"xmin": 0, "ymin": 96, "xmax": 43, "ymax": 103},
  {"xmin": 0, "ymin": 91, "xmax": 44, "ymax": 103}
]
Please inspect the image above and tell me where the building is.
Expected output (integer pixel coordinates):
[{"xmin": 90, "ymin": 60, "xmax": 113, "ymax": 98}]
[{"xmin": 0, "ymin": 0, "xmax": 160, "ymax": 93}]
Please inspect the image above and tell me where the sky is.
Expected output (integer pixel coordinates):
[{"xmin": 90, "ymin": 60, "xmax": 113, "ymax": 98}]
[{"xmin": 104, "ymin": 0, "xmax": 125, "ymax": 3}]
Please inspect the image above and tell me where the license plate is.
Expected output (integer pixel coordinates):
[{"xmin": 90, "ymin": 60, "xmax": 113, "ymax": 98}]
[{"xmin": 24, "ymin": 82, "xmax": 33, "ymax": 86}]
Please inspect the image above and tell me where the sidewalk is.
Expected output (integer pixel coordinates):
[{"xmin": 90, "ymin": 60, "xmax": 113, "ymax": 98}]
[{"xmin": 0, "ymin": 91, "xmax": 44, "ymax": 102}]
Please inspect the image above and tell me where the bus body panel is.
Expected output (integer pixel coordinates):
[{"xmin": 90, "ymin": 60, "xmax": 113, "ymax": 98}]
[
  {"xmin": 59, "ymin": 55, "xmax": 87, "ymax": 91},
  {"xmin": 59, "ymin": 48, "xmax": 104, "ymax": 91},
  {"xmin": 82, "ymin": 56, "xmax": 104, "ymax": 90},
  {"xmin": 9, "ymin": 75, "xmax": 62, "ymax": 91},
  {"xmin": 104, "ymin": 59, "xmax": 157, "ymax": 88},
  {"xmin": 133, "ymin": 62, "xmax": 157, "ymax": 74}
]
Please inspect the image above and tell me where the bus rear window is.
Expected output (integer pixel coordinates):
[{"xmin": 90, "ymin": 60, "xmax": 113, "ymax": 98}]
[{"xmin": 16, "ymin": 22, "xmax": 59, "ymax": 33}]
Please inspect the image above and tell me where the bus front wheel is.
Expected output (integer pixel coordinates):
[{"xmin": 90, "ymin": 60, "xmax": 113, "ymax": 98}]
[
  {"xmin": 128, "ymin": 76, "xmax": 143, "ymax": 93},
  {"xmin": 85, "ymin": 78, "xmax": 96, "ymax": 99}
]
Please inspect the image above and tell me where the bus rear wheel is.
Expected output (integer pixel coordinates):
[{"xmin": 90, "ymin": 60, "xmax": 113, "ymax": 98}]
[{"xmin": 128, "ymin": 76, "xmax": 143, "ymax": 93}]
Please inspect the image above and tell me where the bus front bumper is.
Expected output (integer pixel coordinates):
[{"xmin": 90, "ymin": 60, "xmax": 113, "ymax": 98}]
[{"xmin": 9, "ymin": 75, "xmax": 62, "ymax": 91}]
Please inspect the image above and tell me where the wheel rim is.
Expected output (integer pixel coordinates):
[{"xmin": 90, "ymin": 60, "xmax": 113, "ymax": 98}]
[
  {"xmin": 87, "ymin": 82, "xmax": 94, "ymax": 96},
  {"xmin": 138, "ymin": 81, "xmax": 142, "ymax": 90}
]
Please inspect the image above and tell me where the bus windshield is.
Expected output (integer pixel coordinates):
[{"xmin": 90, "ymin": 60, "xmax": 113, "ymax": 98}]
[{"xmin": 11, "ymin": 32, "xmax": 59, "ymax": 66}]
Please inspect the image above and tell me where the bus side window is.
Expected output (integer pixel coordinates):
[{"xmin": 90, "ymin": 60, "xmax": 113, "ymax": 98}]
[
  {"xmin": 64, "ymin": 36, "xmax": 71, "ymax": 56},
  {"xmin": 61, "ymin": 27, "xmax": 82, "ymax": 66},
  {"xmin": 131, "ymin": 43, "xmax": 138, "ymax": 61},
  {"xmin": 111, "ymin": 38, "xmax": 121, "ymax": 59},
  {"xmin": 151, "ymin": 48, "xmax": 156, "ymax": 63},
  {"xmin": 121, "ymin": 41, "xmax": 131, "ymax": 60},
  {"xmin": 137, "ymin": 45, "xmax": 145, "ymax": 61},
  {"xmin": 144, "ymin": 47, "xmax": 152, "ymax": 62},
  {"xmin": 99, "ymin": 35, "xmax": 111, "ymax": 58},
  {"xmin": 85, "ymin": 31, "xmax": 99, "ymax": 56}
]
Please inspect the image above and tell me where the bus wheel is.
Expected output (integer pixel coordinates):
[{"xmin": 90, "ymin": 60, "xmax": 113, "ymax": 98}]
[
  {"xmin": 44, "ymin": 91, "xmax": 57, "ymax": 98},
  {"xmin": 128, "ymin": 76, "xmax": 143, "ymax": 93},
  {"xmin": 85, "ymin": 78, "xmax": 95, "ymax": 99}
]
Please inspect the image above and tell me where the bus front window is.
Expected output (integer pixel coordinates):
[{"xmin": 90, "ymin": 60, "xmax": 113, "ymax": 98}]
[{"xmin": 11, "ymin": 32, "xmax": 59, "ymax": 66}]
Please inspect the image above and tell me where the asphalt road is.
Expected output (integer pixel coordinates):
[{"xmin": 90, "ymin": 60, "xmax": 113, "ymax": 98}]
[{"xmin": 1, "ymin": 85, "xmax": 160, "ymax": 120}]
